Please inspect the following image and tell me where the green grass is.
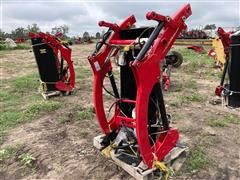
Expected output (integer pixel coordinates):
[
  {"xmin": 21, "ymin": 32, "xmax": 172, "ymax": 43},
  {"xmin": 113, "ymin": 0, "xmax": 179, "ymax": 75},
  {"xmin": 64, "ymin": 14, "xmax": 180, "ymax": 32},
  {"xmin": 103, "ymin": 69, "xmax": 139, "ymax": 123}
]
[
  {"xmin": 179, "ymin": 92, "xmax": 206, "ymax": 104},
  {"xmin": 75, "ymin": 67, "xmax": 93, "ymax": 90},
  {"xmin": 185, "ymin": 79, "xmax": 198, "ymax": 90},
  {"xmin": 58, "ymin": 105, "xmax": 95, "ymax": 123},
  {"xmin": 0, "ymin": 145, "xmax": 35, "ymax": 167},
  {"xmin": 75, "ymin": 67, "xmax": 92, "ymax": 79},
  {"xmin": 0, "ymin": 91, "xmax": 19, "ymax": 102},
  {"xmin": 18, "ymin": 153, "xmax": 36, "ymax": 167},
  {"xmin": 11, "ymin": 73, "xmax": 39, "ymax": 93},
  {"xmin": 79, "ymin": 130, "xmax": 89, "ymax": 138},
  {"xmin": 178, "ymin": 49, "xmax": 214, "ymax": 73},
  {"xmin": 0, "ymin": 111, "xmax": 23, "ymax": 129},
  {"xmin": 0, "ymin": 145, "xmax": 16, "ymax": 162},
  {"xmin": 14, "ymin": 44, "xmax": 31, "ymax": 50},
  {"xmin": 78, "ymin": 106, "xmax": 95, "ymax": 120},
  {"xmin": 0, "ymin": 73, "xmax": 62, "ymax": 144},
  {"xmin": 0, "ymin": 43, "xmax": 31, "ymax": 51},
  {"xmin": 207, "ymin": 115, "xmax": 240, "ymax": 127},
  {"xmin": 0, "ymin": 50, "xmax": 10, "ymax": 55},
  {"xmin": 25, "ymin": 101, "xmax": 61, "ymax": 118},
  {"xmin": 0, "ymin": 100, "xmax": 61, "ymax": 143},
  {"xmin": 186, "ymin": 145, "xmax": 212, "ymax": 171}
]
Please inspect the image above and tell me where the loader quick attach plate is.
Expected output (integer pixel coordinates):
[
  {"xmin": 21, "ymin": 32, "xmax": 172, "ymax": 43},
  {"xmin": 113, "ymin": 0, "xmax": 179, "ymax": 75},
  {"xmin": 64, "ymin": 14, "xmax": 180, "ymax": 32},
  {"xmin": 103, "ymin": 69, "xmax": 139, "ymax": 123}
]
[
  {"xmin": 88, "ymin": 3, "xmax": 192, "ymax": 173},
  {"xmin": 31, "ymin": 37, "xmax": 59, "ymax": 91},
  {"xmin": 29, "ymin": 32, "xmax": 75, "ymax": 98},
  {"xmin": 93, "ymin": 134, "xmax": 188, "ymax": 180}
]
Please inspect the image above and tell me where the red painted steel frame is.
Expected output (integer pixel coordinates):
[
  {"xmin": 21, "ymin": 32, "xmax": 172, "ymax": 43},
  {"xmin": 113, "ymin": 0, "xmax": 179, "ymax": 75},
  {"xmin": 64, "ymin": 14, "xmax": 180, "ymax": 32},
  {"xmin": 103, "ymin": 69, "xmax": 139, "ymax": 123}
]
[
  {"xmin": 215, "ymin": 28, "xmax": 232, "ymax": 97},
  {"xmin": 29, "ymin": 32, "xmax": 75, "ymax": 92},
  {"xmin": 217, "ymin": 27, "xmax": 232, "ymax": 55},
  {"xmin": 187, "ymin": 45, "xmax": 203, "ymax": 53},
  {"xmin": 88, "ymin": 4, "xmax": 192, "ymax": 168}
]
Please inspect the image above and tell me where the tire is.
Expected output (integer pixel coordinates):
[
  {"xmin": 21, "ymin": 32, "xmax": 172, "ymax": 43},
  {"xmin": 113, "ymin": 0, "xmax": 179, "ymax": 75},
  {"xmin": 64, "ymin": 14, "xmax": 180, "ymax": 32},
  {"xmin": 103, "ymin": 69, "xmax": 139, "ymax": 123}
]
[{"xmin": 171, "ymin": 51, "xmax": 183, "ymax": 68}]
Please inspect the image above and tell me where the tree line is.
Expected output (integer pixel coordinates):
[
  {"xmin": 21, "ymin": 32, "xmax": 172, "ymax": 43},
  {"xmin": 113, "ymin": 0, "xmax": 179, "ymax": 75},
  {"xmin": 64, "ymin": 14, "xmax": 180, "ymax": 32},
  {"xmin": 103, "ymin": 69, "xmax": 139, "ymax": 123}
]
[
  {"xmin": 0, "ymin": 24, "xmax": 72, "ymax": 40},
  {"xmin": 0, "ymin": 23, "xmax": 104, "ymax": 42},
  {"xmin": 1, "ymin": 23, "xmax": 239, "ymax": 42}
]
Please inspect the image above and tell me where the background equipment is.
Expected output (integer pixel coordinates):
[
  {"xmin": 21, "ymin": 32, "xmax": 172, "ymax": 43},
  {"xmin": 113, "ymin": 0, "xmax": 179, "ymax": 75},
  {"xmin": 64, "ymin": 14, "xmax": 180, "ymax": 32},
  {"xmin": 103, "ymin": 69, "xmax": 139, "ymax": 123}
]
[
  {"xmin": 29, "ymin": 32, "xmax": 75, "ymax": 99},
  {"xmin": 215, "ymin": 28, "xmax": 240, "ymax": 107}
]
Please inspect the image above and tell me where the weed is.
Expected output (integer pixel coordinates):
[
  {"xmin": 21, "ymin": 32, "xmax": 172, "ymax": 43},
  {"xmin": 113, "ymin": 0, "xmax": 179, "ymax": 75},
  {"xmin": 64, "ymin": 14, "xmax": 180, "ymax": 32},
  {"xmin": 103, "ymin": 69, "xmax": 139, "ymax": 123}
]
[
  {"xmin": 0, "ymin": 99, "xmax": 61, "ymax": 144},
  {"xmin": 78, "ymin": 106, "xmax": 95, "ymax": 120},
  {"xmin": 178, "ymin": 49, "xmax": 214, "ymax": 73},
  {"xmin": 0, "ymin": 43, "xmax": 31, "ymax": 51},
  {"xmin": 0, "ymin": 91, "xmax": 19, "ymax": 102},
  {"xmin": 170, "ymin": 82, "xmax": 183, "ymax": 92},
  {"xmin": 18, "ymin": 153, "xmax": 36, "ymax": 167},
  {"xmin": 12, "ymin": 73, "xmax": 39, "ymax": 93},
  {"xmin": 179, "ymin": 126, "xmax": 193, "ymax": 133},
  {"xmin": 59, "ymin": 112, "xmax": 76, "ymax": 123},
  {"xmin": 168, "ymin": 100, "xmax": 180, "ymax": 107},
  {"xmin": 75, "ymin": 67, "xmax": 92, "ymax": 79},
  {"xmin": 207, "ymin": 115, "xmax": 240, "ymax": 127},
  {"xmin": 186, "ymin": 145, "xmax": 212, "ymax": 171},
  {"xmin": 0, "ymin": 145, "xmax": 15, "ymax": 162},
  {"xmin": 179, "ymin": 92, "xmax": 206, "ymax": 104},
  {"xmin": 14, "ymin": 44, "xmax": 31, "ymax": 50},
  {"xmin": 25, "ymin": 101, "xmax": 61, "ymax": 118},
  {"xmin": 0, "ymin": 111, "xmax": 23, "ymax": 130},
  {"xmin": 79, "ymin": 130, "xmax": 89, "ymax": 138},
  {"xmin": 185, "ymin": 79, "xmax": 198, "ymax": 90}
]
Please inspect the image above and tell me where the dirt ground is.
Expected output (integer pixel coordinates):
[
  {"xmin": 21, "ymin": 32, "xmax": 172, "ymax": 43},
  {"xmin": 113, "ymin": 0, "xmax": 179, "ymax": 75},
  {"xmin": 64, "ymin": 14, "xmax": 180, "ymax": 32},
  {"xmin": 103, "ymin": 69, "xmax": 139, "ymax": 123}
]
[{"xmin": 0, "ymin": 44, "xmax": 239, "ymax": 179}]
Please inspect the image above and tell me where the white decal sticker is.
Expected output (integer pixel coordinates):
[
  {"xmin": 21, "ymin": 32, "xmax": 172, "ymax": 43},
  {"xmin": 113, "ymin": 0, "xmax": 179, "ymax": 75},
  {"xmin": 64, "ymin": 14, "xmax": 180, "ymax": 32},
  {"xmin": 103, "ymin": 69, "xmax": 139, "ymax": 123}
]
[{"xmin": 94, "ymin": 61, "xmax": 101, "ymax": 71}]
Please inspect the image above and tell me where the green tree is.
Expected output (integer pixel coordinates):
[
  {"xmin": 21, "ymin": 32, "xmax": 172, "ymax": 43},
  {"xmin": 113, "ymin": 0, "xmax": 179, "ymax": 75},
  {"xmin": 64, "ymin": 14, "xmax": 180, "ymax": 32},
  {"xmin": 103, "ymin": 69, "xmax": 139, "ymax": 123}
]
[
  {"xmin": 27, "ymin": 23, "xmax": 40, "ymax": 33},
  {"xmin": 51, "ymin": 25, "xmax": 69, "ymax": 38},
  {"xmin": 95, "ymin": 32, "xmax": 101, "ymax": 39},
  {"xmin": 11, "ymin": 27, "xmax": 28, "ymax": 39},
  {"xmin": 204, "ymin": 24, "xmax": 216, "ymax": 30},
  {"xmin": 83, "ymin": 31, "xmax": 90, "ymax": 42},
  {"xmin": 0, "ymin": 29, "xmax": 6, "ymax": 40}
]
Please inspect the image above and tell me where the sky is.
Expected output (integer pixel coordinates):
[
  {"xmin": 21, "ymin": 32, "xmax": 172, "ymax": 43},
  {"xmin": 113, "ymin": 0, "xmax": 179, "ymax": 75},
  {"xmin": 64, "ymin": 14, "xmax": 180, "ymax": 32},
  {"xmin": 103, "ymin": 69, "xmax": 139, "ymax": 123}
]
[{"xmin": 1, "ymin": 0, "xmax": 240, "ymax": 37}]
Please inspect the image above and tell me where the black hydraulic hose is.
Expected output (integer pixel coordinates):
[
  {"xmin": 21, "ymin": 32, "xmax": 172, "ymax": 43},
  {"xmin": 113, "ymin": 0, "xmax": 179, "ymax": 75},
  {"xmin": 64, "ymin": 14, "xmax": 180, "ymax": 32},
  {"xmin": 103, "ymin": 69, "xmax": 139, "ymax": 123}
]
[
  {"xmin": 134, "ymin": 21, "xmax": 164, "ymax": 62},
  {"xmin": 108, "ymin": 71, "xmax": 120, "ymax": 98},
  {"xmin": 60, "ymin": 58, "xmax": 64, "ymax": 79},
  {"xmin": 93, "ymin": 29, "xmax": 112, "ymax": 55},
  {"xmin": 62, "ymin": 43, "xmax": 70, "ymax": 49},
  {"xmin": 113, "ymin": 143, "xmax": 136, "ymax": 150},
  {"xmin": 220, "ymin": 58, "xmax": 229, "ymax": 86},
  {"xmin": 155, "ymin": 82, "xmax": 169, "ymax": 130}
]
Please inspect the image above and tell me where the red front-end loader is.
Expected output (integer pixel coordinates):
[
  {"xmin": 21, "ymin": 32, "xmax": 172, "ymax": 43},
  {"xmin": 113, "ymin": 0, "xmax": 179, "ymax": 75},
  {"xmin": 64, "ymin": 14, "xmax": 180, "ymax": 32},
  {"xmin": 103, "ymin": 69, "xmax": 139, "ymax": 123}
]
[{"xmin": 88, "ymin": 3, "xmax": 192, "ymax": 178}]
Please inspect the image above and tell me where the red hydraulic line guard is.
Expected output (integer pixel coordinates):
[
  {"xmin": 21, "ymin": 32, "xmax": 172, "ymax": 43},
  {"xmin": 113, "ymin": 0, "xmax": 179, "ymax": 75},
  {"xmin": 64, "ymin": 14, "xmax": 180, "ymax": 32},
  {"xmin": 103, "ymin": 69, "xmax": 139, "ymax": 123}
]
[
  {"xmin": 29, "ymin": 32, "xmax": 75, "ymax": 92},
  {"xmin": 88, "ymin": 4, "xmax": 192, "ymax": 168}
]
